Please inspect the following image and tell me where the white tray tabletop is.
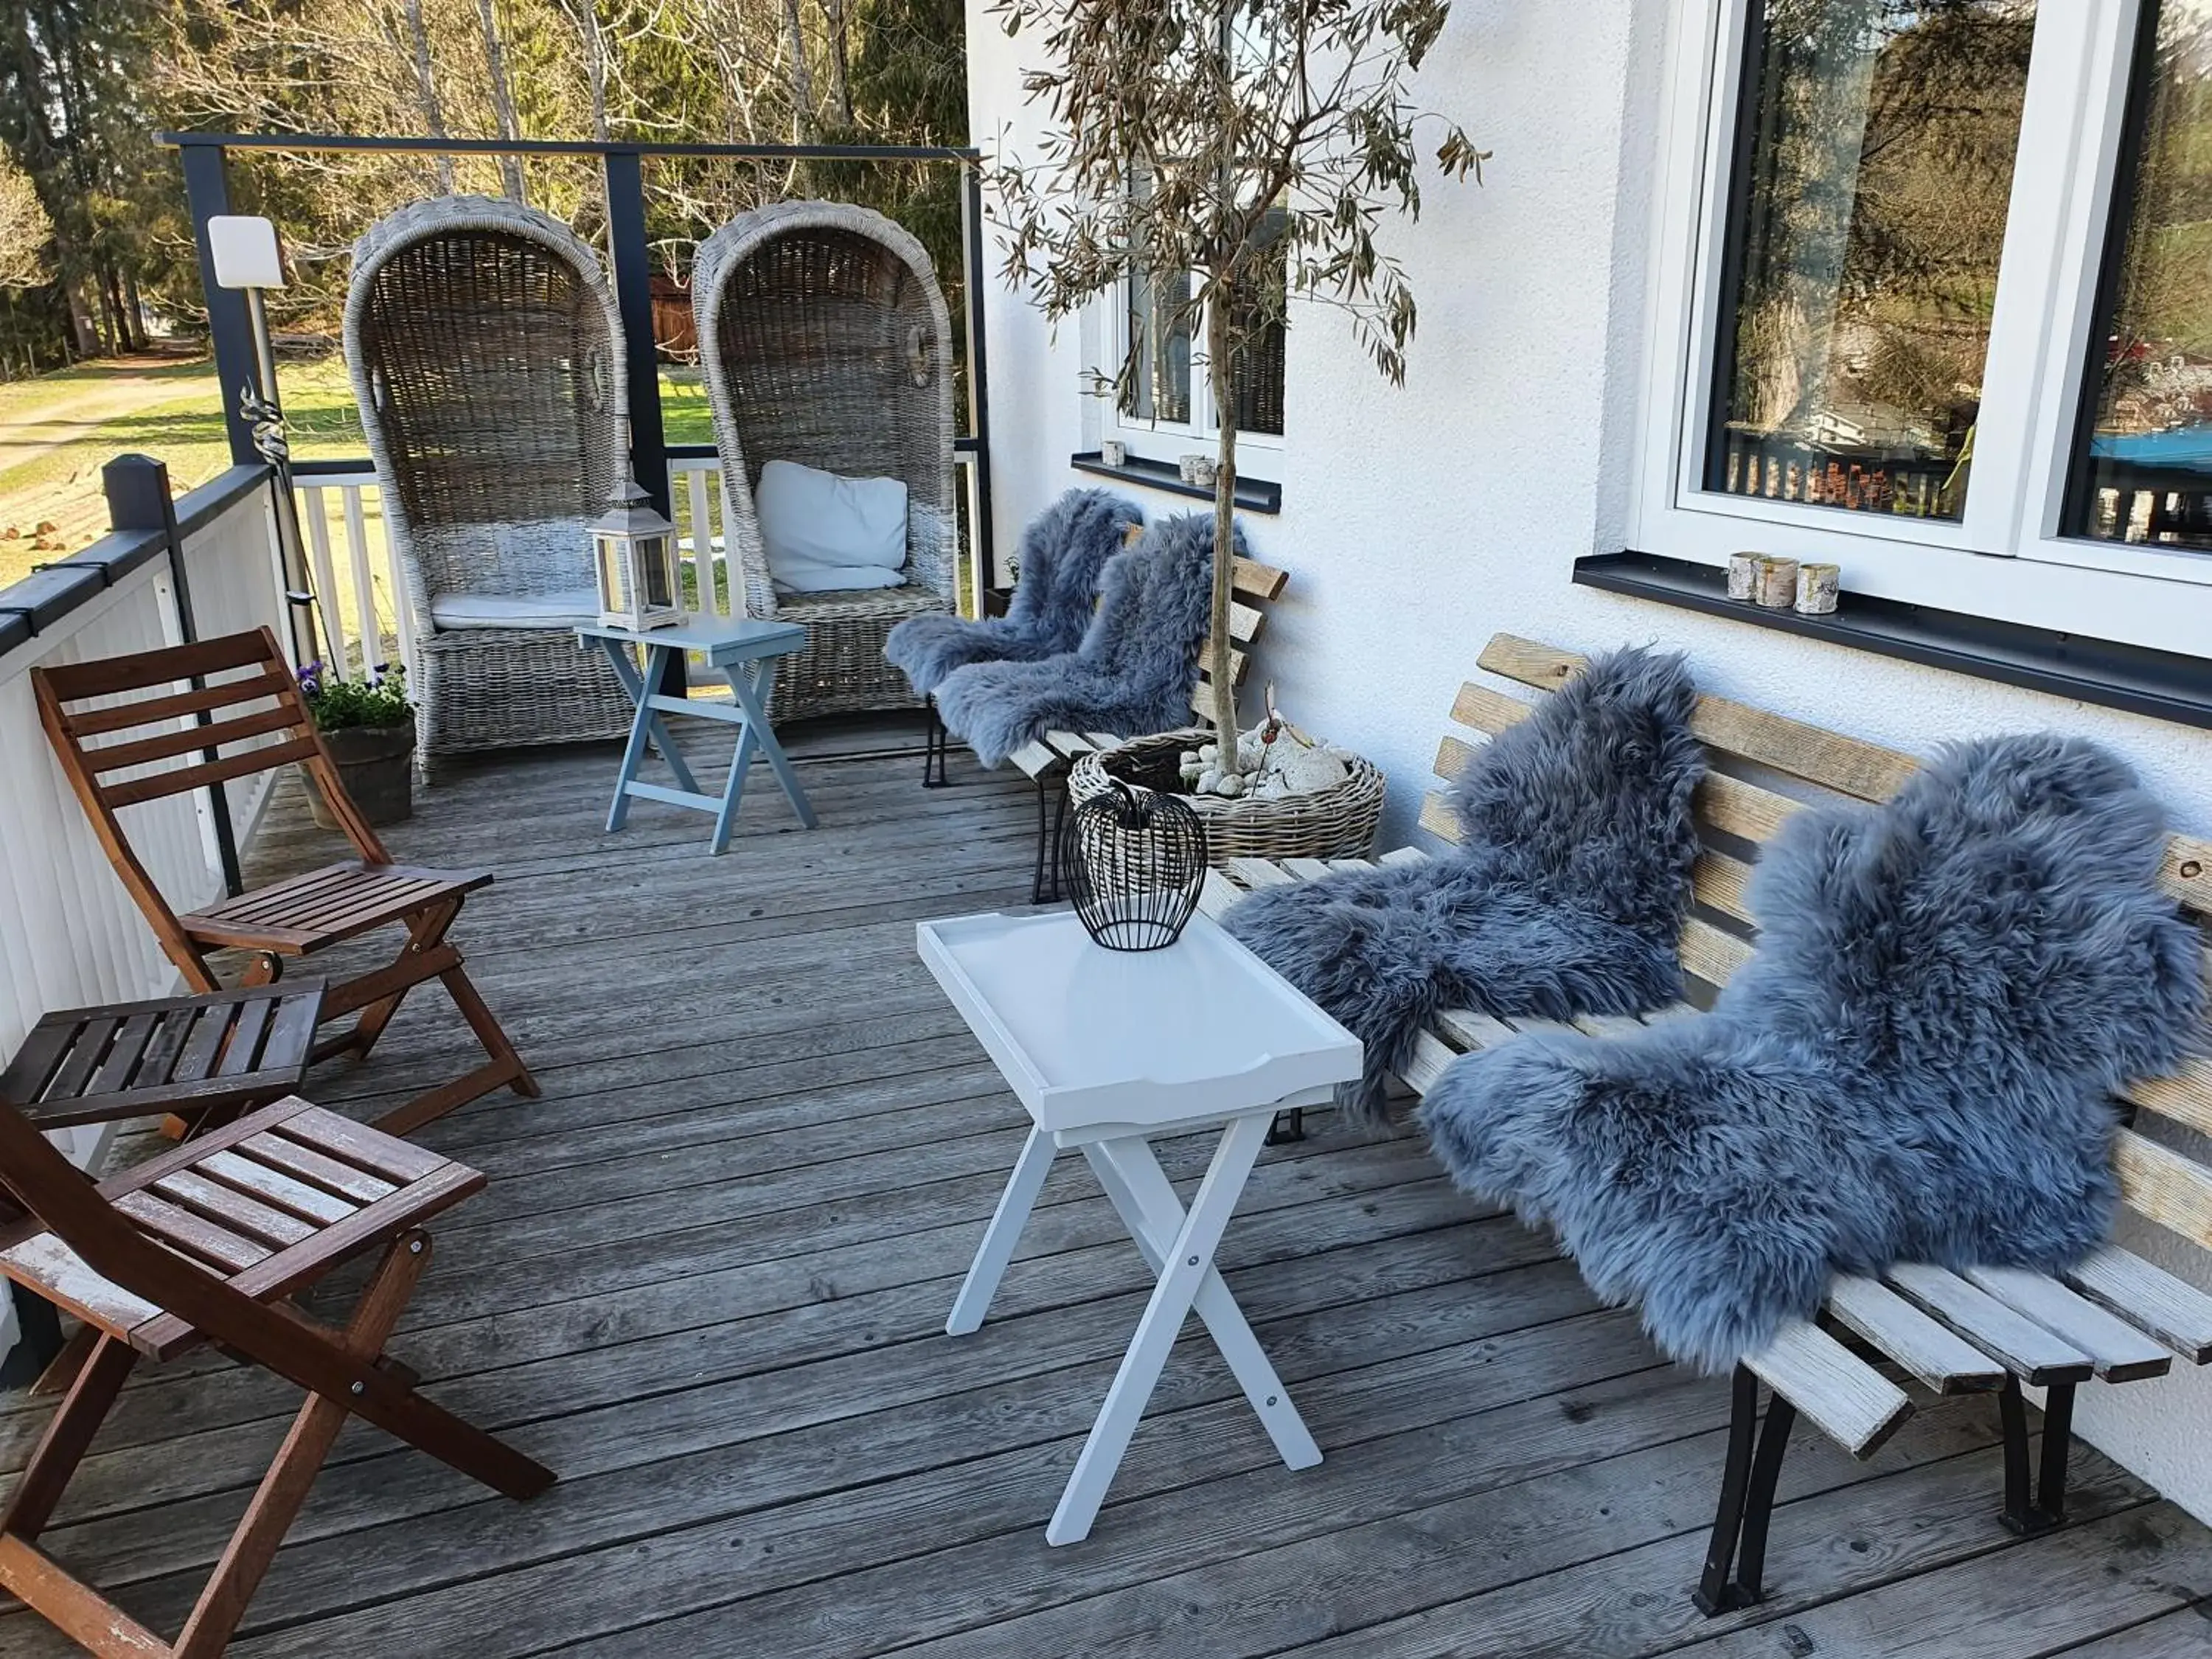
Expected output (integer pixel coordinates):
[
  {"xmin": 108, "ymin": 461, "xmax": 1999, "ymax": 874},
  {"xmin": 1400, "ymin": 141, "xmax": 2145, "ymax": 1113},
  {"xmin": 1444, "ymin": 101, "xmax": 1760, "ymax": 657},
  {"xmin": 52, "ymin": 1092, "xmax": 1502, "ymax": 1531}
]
[{"xmin": 917, "ymin": 909, "xmax": 1361, "ymax": 1133}]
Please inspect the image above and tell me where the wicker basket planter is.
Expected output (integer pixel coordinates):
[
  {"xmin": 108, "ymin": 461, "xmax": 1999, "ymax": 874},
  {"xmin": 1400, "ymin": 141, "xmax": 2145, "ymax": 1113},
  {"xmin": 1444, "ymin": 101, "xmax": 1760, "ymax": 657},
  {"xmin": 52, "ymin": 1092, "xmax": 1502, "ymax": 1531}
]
[{"xmin": 1068, "ymin": 728, "xmax": 1386, "ymax": 865}]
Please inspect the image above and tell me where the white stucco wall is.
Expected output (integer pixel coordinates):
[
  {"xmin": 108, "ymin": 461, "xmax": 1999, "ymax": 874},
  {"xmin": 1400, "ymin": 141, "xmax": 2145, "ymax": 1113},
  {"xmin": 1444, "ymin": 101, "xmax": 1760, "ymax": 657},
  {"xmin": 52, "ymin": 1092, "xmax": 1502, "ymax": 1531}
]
[{"xmin": 967, "ymin": 0, "xmax": 2212, "ymax": 1515}]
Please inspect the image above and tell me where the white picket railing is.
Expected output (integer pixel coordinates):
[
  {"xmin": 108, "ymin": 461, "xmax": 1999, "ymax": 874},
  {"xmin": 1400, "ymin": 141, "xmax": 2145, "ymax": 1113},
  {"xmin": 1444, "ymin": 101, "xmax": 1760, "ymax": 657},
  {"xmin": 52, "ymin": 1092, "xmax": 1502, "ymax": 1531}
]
[{"xmin": 289, "ymin": 450, "xmax": 986, "ymax": 690}]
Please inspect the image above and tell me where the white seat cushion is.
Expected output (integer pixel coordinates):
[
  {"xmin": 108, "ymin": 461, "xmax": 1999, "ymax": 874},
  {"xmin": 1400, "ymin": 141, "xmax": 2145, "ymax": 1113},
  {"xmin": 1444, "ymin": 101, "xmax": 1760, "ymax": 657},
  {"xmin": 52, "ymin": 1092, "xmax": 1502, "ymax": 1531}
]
[
  {"xmin": 428, "ymin": 588, "xmax": 603, "ymax": 630},
  {"xmin": 772, "ymin": 561, "xmax": 908, "ymax": 595}
]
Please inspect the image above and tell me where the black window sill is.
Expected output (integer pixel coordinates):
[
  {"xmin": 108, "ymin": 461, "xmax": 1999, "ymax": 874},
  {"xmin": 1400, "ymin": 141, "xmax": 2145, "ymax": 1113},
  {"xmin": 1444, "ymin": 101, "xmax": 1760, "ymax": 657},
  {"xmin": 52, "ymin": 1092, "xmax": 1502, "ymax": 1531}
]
[
  {"xmin": 1070, "ymin": 451, "xmax": 1281, "ymax": 515},
  {"xmin": 1574, "ymin": 551, "xmax": 2212, "ymax": 731}
]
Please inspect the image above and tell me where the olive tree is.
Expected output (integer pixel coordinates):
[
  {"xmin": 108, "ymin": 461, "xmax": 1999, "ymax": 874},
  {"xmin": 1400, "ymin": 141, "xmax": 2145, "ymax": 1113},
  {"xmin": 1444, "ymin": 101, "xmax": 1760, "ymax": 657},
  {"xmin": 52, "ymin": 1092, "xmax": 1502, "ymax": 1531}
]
[{"xmin": 987, "ymin": 0, "xmax": 1482, "ymax": 771}]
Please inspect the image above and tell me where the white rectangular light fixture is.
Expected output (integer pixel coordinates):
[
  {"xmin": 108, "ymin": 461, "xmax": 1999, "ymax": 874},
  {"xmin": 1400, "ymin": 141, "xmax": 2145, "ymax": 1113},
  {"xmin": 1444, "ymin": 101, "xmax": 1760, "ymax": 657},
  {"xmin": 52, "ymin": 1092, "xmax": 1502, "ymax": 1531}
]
[{"xmin": 207, "ymin": 215, "xmax": 286, "ymax": 291}]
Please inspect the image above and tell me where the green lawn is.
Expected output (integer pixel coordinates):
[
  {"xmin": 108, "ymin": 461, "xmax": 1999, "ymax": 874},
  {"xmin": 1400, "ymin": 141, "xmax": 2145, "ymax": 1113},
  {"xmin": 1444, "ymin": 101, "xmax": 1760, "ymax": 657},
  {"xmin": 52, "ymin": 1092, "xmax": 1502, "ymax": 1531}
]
[{"xmin": 1, "ymin": 355, "xmax": 714, "ymax": 588}]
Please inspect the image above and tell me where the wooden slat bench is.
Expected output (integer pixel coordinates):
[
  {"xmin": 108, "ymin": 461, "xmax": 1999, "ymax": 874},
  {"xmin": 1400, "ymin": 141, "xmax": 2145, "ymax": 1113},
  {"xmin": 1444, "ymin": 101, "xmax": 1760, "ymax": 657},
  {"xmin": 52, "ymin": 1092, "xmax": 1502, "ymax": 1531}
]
[
  {"xmin": 1006, "ymin": 552, "xmax": 1290, "ymax": 902},
  {"xmin": 1197, "ymin": 631, "xmax": 2212, "ymax": 1615}
]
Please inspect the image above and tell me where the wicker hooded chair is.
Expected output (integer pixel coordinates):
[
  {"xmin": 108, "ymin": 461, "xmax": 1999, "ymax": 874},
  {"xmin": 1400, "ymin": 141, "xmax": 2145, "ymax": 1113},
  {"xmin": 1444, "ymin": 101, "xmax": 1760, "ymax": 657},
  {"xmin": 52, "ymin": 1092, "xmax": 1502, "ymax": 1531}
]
[
  {"xmin": 346, "ymin": 195, "xmax": 637, "ymax": 758},
  {"xmin": 692, "ymin": 201, "xmax": 959, "ymax": 720}
]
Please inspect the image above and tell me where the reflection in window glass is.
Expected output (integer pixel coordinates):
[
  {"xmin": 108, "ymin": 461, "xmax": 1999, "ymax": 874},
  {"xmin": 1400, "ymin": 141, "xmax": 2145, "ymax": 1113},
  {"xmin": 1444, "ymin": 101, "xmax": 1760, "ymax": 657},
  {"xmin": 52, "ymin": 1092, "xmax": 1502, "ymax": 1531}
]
[
  {"xmin": 1124, "ymin": 266, "xmax": 1192, "ymax": 425},
  {"xmin": 1707, "ymin": 0, "xmax": 2034, "ymax": 521},
  {"xmin": 2072, "ymin": 1, "xmax": 2212, "ymax": 549},
  {"xmin": 1226, "ymin": 207, "xmax": 1289, "ymax": 437}
]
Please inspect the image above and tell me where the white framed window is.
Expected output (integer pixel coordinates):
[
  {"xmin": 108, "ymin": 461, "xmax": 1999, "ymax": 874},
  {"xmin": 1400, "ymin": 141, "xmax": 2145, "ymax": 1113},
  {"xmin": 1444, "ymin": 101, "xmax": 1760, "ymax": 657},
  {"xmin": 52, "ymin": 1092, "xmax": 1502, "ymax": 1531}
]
[
  {"xmin": 1099, "ymin": 206, "xmax": 1289, "ymax": 459},
  {"xmin": 1630, "ymin": 0, "xmax": 2212, "ymax": 655}
]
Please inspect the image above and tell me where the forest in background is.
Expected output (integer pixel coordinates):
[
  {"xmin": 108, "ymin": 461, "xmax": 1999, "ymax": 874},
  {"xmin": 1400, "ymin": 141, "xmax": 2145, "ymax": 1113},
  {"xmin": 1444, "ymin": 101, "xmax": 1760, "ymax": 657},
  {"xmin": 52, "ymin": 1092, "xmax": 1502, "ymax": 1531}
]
[{"xmin": 0, "ymin": 0, "xmax": 968, "ymax": 377}]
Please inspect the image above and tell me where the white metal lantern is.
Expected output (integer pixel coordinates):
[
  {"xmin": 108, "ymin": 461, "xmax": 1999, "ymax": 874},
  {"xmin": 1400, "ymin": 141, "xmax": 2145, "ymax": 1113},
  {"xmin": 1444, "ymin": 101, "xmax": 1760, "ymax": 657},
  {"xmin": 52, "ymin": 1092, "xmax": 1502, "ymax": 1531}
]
[{"xmin": 594, "ymin": 476, "xmax": 683, "ymax": 630}]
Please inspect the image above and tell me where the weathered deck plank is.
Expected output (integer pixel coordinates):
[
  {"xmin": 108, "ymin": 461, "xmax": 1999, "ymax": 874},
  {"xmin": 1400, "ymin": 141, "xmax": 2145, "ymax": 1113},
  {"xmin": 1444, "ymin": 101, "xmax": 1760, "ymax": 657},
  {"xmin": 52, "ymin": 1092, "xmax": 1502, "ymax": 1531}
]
[{"xmin": 0, "ymin": 717, "xmax": 2201, "ymax": 1658}]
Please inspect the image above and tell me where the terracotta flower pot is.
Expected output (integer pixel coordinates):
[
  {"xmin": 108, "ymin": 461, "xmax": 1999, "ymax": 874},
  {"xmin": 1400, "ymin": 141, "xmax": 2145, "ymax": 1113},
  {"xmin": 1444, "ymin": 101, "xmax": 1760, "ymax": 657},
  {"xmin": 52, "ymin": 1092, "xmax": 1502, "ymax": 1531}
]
[{"xmin": 308, "ymin": 717, "xmax": 416, "ymax": 829}]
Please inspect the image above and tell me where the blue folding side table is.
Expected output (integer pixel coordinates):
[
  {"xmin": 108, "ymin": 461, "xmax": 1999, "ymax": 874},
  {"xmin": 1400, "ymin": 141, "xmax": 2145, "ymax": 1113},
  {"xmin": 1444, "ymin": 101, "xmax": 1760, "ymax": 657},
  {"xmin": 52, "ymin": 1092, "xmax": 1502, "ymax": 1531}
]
[{"xmin": 577, "ymin": 616, "xmax": 818, "ymax": 855}]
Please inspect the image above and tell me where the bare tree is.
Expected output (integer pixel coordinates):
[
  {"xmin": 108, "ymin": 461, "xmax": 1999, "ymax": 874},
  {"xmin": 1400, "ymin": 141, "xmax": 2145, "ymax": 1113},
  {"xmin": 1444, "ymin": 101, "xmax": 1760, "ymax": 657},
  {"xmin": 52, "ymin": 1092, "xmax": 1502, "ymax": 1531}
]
[
  {"xmin": 990, "ymin": 0, "xmax": 1482, "ymax": 771},
  {"xmin": 557, "ymin": 0, "xmax": 613, "ymax": 142},
  {"xmin": 0, "ymin": 155, "xmax": 50, "ymax": 290},
  {"xmin": 822, "ymin": 0, "xmax": 853, "ymax": 127},
  {"xmin": 781, "ymin": 0, "xmax": 816, "ymax": 141},
  {"xmin": 475, "ymin": 0, "xmax": 527, "ymax": 198},
  {"xmin": 396, "ymin": 0, "xmax": 456, "ymax": 189}
]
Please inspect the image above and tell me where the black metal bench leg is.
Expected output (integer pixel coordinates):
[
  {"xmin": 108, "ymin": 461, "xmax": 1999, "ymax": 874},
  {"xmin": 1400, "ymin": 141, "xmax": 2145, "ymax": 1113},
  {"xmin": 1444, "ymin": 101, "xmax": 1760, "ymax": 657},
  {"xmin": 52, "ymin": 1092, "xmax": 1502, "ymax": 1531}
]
[
  {"xmin": 2037, "ymin": 1382, "xmax": 2076, "ymax": 1527},
  {"xmin": 1731, "ymin": 1391, "xmax": 1797, "ymax": 1605},
  {"xmin": 2001, "ymin": 1375, "xmax": 2075, "ymax": 1536},
  {"xmin": 1031, "ymin": 779, "xmax": 1070, "ymax": 904},
  {"xmin": 1695, "ymin": 1365, "xmax": 1764, "ymax": 1616},
  {"xmin": 1046, "ymin": 784, "xmax": 1069, "ymax": 900},
  {"xmin": 1265, "ymin": 1107, "xmax": 1307, "ymax": 1145},
  {"xmin": 922, "ymin": 700, "xmax": 950, "ymax": 788}
]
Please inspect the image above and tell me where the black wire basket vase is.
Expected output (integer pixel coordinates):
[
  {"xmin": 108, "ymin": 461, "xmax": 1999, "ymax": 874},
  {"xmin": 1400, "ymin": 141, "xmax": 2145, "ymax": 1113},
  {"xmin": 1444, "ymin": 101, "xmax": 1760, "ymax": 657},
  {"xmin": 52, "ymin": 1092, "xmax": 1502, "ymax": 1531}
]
[{"xmin": 1060, "ymin": 779, "xmax": 1208, "ymax": 951}]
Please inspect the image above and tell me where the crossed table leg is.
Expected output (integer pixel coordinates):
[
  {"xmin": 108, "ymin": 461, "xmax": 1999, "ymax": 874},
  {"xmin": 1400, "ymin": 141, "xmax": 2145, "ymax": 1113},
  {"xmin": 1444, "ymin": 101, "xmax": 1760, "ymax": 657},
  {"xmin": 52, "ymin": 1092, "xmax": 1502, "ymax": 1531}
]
[
  {"xmin": 947, "ymin": 1107, "xmax": 1323, "ymax": 1545},
  {"xmin": 594, "ymin": 636, "xmax": 817, "ymax": 855}
]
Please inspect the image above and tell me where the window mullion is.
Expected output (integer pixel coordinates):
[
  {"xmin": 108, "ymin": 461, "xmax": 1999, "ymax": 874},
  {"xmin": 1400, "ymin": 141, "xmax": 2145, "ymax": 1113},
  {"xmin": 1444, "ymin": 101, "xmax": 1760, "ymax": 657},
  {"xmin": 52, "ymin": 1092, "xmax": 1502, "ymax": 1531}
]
[
  {"xmin": 1964, "ymin": 4, "xmax": 2115, "ymax": 556},
  {"xmin": 1194, "ymin": 276, "xmax": 1214, "ymax": 437}
]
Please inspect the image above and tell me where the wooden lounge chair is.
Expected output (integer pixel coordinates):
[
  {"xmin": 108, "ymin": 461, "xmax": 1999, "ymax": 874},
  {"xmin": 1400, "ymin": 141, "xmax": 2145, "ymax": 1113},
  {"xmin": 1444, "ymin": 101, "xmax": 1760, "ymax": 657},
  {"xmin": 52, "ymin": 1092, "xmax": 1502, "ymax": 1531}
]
[
  {"xmin": 1198, "ymin": 631, "xmax": 2212, "ymax": 1613},
  {"xmin": 0, "ymin": 1085, "xmax": 553, "ymax": 1655},
  {"xmin": 33, "ymin": 627, "xmax": 537, "ymax": 1138}
]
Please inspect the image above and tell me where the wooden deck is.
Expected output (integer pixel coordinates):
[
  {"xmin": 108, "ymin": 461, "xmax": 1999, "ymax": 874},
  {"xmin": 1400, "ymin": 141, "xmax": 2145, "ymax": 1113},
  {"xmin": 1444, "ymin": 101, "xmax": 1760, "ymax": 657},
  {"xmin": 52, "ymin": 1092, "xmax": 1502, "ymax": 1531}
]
[{"xmin": 3, "ymin": 713, "xmax": 2208, "ymax": 1658}]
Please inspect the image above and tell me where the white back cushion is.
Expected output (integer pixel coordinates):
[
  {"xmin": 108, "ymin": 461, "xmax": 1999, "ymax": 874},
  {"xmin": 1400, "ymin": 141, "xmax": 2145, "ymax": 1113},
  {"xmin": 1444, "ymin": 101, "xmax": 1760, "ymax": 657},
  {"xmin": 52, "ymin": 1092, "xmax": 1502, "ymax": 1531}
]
[{"xmin": 757, "ymin": 459, "xmax": 909, "ymax": 580}]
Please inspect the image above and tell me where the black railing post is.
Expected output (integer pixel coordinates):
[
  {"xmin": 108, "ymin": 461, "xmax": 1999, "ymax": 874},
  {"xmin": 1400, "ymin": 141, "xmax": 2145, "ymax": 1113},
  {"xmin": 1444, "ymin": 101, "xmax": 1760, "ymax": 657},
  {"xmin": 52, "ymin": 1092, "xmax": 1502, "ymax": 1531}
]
[
  {"xmin": 961, "ymin": 162, "xmax": 997, "ymax": 602},
  {"xmin": 602, "ymin": 146, "xmax": 683, "ymax": 697},
  {"xmin": 602, "ymin": 149, "xmax": 669, "ymax": 517},
  {"xmin": 178, "ymin": 144, "xmax": 262, "ymax": 470},
  {"xmin": 105, "ymin": 454, "xmax": 246, "ymax": 897}
]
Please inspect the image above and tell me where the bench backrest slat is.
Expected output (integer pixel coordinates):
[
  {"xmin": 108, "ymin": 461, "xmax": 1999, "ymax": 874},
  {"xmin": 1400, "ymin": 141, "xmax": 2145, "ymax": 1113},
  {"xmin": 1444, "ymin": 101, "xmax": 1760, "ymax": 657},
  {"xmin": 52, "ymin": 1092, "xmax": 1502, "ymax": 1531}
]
[
  {"xmin": 1421, "ymin": 631, "xmax": 2212, "ymax": 1253},
  {"xmin": 1190, "ymin": 554, "xmax": 1290, "ymax": 729}
]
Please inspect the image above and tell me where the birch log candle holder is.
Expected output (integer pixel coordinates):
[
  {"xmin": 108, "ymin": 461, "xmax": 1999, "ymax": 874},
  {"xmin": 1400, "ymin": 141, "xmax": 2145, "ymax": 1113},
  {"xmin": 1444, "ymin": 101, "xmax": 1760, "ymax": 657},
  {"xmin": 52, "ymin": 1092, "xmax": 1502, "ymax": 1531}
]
[
  {"xmin": 1795, "ymin": 562, "xmax": 1841, "ymax": 616},
  {"xmin": 1727, "ymin": 553, "xmax": 1759, "ymax": 602},
  {"xmin": 1099, "ymin": 439, "xmax": 1126, "ymax": 467},
  {"xmin": 1753, "ymin": 556, "xmax": 1800, "ymax": 610}
]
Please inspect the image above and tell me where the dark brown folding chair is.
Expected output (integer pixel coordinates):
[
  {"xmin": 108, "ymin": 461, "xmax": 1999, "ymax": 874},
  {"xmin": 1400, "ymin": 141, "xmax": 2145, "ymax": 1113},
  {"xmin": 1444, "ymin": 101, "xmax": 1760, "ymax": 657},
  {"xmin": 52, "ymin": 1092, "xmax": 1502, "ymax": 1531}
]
[
  {"xmin": 33, "ymin": 627, "xmax": 536, "ymax": 1138},
  {"xmin": 0, "ymin": 1088, "xmax": 554, "ymax": 1656}
]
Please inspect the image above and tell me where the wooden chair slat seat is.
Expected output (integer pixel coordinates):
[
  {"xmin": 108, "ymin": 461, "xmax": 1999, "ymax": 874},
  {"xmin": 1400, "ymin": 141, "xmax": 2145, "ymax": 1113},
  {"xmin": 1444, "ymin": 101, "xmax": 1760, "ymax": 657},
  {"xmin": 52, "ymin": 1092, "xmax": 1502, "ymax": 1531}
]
[
  {"xmin": 0, "ymin": 1071, "xmax": 552, "ymax": 1655},
  {"xmin": 1878, "ymin": 1264, "xmax": 2098, "ymax": 1388},
  {"xmin": 2062, "ymin": 1245, "xmax": 2212, "ymax": 1365},
  {"xmin": 147, "ymin": 1169, "xmax": 319, "ymax": 1255},
  {"xmin": 1962, "ymin": 1266, "xmax": 2177, "ymax": 1383},
  {"xmin": 180, "ymin": 862, "xmax": 488, "ymax": 953},
  {"xmin": 1198, "ymin": 628, "xmax": 2212, "ymax": 1610},
  {"xmin": 0, "ymin": 987, "xmax": 326, "ymax": 1135},
  {"xmin": 1740, "ymin": 1321, "xmax": 1911, "ymax": 1459},
  {"xmin": 1823, "ymin": 1276, "xmax": 2007, "ymax": 1397},
  {"xmin": 32, "ymin": 627, "xmax": 537, "ymax": 1138},
  {"xmin": 113, "ymin": 1191, "xmax": 274, "ymax": 1275}
]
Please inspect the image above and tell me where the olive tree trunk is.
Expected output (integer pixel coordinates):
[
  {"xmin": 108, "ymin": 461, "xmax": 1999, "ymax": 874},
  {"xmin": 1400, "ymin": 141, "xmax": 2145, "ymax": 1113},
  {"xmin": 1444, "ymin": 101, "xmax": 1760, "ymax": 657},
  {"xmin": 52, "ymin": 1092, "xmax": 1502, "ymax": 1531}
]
[{"xmin": 1206, "ymin": 288, "xmax": 1240, "ymax": 776}]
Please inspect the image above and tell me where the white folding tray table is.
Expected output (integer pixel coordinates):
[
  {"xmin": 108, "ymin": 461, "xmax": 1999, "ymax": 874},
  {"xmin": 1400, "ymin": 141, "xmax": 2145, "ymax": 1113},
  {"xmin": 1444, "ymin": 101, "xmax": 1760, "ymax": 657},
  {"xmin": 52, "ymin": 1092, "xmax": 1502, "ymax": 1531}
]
[{"xmin": 917, "ymin": 908, "xmax": 1363, "ymax": 1545}]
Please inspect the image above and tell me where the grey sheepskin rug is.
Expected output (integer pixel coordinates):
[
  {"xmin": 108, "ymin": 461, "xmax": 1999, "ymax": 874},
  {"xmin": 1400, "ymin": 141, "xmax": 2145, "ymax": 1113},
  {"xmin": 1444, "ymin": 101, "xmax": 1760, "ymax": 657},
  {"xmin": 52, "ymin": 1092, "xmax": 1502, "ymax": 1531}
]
[
  {"xmin": 934, "ymin": 512, "xmax": 1235, "ymax": 768},
  {"xmin": 885, "ymin": 488, "xmax": 1141, "ymax": 697},
  {"xmin": 1424, "ymin": 733, "xmax": 2205, "ymax": 1374},
  {"xmin": 1225, "ymin": 646, "xmax": 1706, "ymax": 1121}
]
